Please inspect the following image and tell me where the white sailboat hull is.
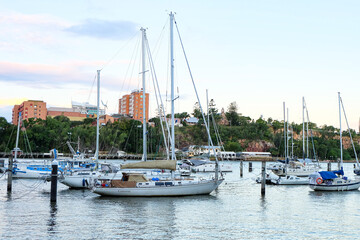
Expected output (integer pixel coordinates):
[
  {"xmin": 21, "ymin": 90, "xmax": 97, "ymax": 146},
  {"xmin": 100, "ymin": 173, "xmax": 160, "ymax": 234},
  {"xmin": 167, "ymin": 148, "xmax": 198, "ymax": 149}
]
[
  {"xmin": 309, "ymin": 179, "xmax": 360, "ymax": 191},
  {"xmin": 272, "ymin": 176, "xmax": 309, "ymax": 185},
  {"xmin": 12, "ymin": 170, "xmax": 50, "ymax": 179},
  {"xmin": 59, "ymin": 172, "xmax": 100, "ymax": 188},
  {"xmin": 271, "ymin": 166, "xmax": 318, "ymax": 177},
  {"xmin": 92, "ymin": 179, "xmax": 223, "ymax": 197}
]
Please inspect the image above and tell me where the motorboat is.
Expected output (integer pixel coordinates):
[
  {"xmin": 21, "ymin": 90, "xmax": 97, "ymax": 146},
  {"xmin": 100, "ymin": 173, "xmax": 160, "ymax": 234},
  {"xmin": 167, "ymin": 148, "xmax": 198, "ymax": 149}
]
[{"xmin": 271, "ymin": 175, "xmax": 309, "ymax": 185}]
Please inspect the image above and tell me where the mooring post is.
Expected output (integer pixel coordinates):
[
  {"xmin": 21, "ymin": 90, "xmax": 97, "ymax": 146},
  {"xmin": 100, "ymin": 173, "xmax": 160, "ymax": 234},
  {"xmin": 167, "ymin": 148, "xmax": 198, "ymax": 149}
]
[
  {"xmin": 240, "ymin": 161, "xmax": 243, "ymax": 177},
  {"xmin": 7, "ymin": 154, "xmax": 13, "ymax": 193},
  {"xmin": 248, "ymin": 162, "xmax": 253, "ymax": 172},
  {"xmin": 327, "ymin": 162, "xmax": 331, "ymax": 171},
  {"xmin": 337, "ymin": 158, "xmax": 341, "ymax": 170},
  {"xmin": 261, "ymin": 161, "xmax": 266, "ymax": 196},
  {"xmin": 50, "ymin": 152, "xmax": 58, "ymax": 203}
]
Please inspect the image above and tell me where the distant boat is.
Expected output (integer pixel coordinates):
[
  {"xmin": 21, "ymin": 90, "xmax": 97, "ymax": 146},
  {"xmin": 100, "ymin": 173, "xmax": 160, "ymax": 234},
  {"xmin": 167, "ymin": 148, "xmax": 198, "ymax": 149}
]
[
  {"xmin": 271, "ymin": 175, "xmax": 309, "ymax": 185},
  {"xmin": 309, "ymin": 93, "xmax": 360, "ymax": 191}
]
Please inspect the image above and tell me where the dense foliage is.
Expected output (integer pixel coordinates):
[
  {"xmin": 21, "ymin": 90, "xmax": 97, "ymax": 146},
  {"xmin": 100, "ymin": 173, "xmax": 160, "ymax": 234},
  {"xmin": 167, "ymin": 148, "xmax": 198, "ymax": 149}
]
[{"xmin": 1, "ymin": 100, "xmax": 359, "ymax": 160}]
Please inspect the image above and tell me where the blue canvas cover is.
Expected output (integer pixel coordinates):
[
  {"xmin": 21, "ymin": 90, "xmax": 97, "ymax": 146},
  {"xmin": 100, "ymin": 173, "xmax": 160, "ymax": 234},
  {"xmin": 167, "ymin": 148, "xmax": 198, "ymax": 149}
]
[
  {"xmin": 319, "ymin": 171, "xmax": 337, "ymax": 180},
  {"xmin": 319, "ymin": 169, "xmax": 344, "ymax": 180}
]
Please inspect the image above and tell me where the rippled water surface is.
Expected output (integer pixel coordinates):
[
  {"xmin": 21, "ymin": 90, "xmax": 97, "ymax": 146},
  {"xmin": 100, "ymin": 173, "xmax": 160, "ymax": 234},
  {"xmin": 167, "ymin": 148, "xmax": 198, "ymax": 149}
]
[{"xmin": 1, "ymin": 161, "xmax": 360, "ymax": 239}]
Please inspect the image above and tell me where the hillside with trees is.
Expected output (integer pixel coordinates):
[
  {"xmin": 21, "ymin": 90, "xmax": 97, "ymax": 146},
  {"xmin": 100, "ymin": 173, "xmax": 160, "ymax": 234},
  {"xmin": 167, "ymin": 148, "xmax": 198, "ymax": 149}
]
[{"xmin": 1, "ymin": 100, "xmax": 359, "ymax": 160}]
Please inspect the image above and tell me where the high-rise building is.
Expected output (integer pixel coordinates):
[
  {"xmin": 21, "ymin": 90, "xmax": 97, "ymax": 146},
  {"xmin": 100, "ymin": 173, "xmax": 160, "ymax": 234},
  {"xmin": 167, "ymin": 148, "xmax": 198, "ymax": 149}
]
[
  {"xmin": 119, "ymin": 89, "xmax": 149, "ymax": 122},
  {"xmin": 12, "ymin": 100, "xmax": 47, "ymax": 124}
]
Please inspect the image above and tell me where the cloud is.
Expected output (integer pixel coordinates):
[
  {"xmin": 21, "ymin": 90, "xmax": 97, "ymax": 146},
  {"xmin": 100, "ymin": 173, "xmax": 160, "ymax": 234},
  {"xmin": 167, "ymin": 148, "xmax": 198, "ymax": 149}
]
[
  {"xmin": 0, "ymin": 61, "xmax": 103, "ymax": 88},
  {"xmin": 65, "ymin": 19, "xmax": 138, "ymax": 40},
  {"xmin": 0, "ymin": 61, "xmax": 139, "ymax": 92}
]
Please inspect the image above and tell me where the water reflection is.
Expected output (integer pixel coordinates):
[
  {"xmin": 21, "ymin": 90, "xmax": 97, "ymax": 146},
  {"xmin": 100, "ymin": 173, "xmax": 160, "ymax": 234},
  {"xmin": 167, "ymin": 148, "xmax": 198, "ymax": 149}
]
[{"xmin": 47, "ymin": 203, "xmax": 57, "ymax": 236}]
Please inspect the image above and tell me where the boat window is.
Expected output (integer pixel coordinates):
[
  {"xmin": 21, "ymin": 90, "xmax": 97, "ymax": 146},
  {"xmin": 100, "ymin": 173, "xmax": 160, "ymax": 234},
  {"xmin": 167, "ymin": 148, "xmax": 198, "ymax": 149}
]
[
  {"xmin": 146, "ymin": 183, "xmax": 149, "ymax": 185},
  {"xmin": 139, "ymin": 183, "xmax": 142, "ymax": 185}
]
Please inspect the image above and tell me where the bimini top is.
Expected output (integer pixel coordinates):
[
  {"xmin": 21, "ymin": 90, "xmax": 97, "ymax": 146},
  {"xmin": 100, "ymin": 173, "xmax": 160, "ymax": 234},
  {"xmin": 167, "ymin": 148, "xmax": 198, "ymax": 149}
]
[
  {"xmin": 319, "ymin": 169, "xmax": 344, "ymax": 180},
  {"xmin": 121, "ymin": 160, "xmax": 177, "ymax": 171}
]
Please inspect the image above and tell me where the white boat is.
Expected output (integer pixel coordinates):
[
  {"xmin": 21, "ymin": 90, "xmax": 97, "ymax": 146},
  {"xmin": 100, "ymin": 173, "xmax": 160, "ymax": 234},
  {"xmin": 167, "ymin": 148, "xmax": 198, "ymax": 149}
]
[
  {"xmin": 92, "ymin": 13, "xmax": 223, "ymax": 197},
  {"xmin": 309, "ymin": 93, "xmax": 360, "ymax": 191},
  {"xmin": 309, "ymin": 171, "xmax": 360, "ymax": 191},
  {"xmin": 255, "ymin": 172, "xmax": 278, "ymax": 185},
  {"xmin": 271, "ymin": 175, "xmax": 309, "ymax": 185},
  {"xmin": 270, "ymin": 99, "xmax": 321, "ymax": 177},
  {"xmin": 268, "ymin": 160, "xmax": 320, "ymax": 177},
  {"xmin": 93, "ymin": 160, "xmax": 223, "ymax": 197}
]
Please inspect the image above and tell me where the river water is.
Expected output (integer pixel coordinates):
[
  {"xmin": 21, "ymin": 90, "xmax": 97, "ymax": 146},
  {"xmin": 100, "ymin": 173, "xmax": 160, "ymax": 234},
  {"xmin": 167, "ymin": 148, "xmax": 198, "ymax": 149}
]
[{"xmin": 0, "ymin": 160, "xmax": 359, "ymax": 239}]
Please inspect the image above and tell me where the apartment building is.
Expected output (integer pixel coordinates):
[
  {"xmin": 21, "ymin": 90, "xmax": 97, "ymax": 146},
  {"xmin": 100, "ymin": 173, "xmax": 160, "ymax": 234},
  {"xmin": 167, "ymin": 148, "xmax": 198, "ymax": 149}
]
[
  {"xmin": 119, "ymin": 89, "xmax": 149, "ymax": 122},
  {"xmin": 12, "ymin": 100, "xmax": 47, "ymax": 125}
]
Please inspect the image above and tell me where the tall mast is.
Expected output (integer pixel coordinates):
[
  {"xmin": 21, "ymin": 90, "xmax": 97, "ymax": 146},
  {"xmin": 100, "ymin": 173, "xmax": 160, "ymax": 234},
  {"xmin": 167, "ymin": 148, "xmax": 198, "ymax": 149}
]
[
  {"xmin": 283, "ymin": 102, "xmax": 287, "ymax": 160},
  {"xmin": 306, "ymin": 120, "xmax": 309, "ymax": 158},
  {"xmin": 339, "ymin": 92, "xmax": 343, "ymax": 168},
  {"xmin": 14, "ymin": 112, "xmax": 21, "ymax": 161},
  {"xmin": 302, "ymin": 97, "xmax": 305, "ymax": 160},
  {"xmin": 291, "ymin": 125, "xmax": 294, "ymax": 160},
  {"xmin": 170, "ymin": 12, "xmax": 175, "ymax": 160},
  {"xmin": 207, "ymin": 89, "xmax": 210, "ymax": 152},
  {"xmin": 141, "ymin": 27, "xmax": 147, "ymax": 161},
  {"xmin": 286, "ymin": 108, "xmax": 289, "ymax": 160},
  {"xmin": 95, "ymin": 70, "xmax": 100, "ymax": 162}
]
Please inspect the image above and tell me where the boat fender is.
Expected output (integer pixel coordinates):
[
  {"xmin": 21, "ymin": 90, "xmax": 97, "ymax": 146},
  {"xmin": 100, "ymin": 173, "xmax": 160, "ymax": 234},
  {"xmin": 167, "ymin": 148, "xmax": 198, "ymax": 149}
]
[
  {"xmin": 85, "ymin": 179, "xmax": 89, "ymax": 186},
  {"xmin": 316, "ymin": 177, "xmax": 323, "ymax": 184},
  {"xmin": 82, "ymin": 178, "xmax": 85, "ymax": 187}
]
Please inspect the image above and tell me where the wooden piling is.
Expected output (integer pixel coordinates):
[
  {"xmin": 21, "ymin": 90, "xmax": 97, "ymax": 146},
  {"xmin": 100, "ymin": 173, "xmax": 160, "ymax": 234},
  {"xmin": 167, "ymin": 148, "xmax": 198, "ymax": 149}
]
[
  {"xmin": 261, "ymin": 161, "xmax": 266, "ymax": 196},
  {"xmin": 248, "ymin": 162, "xmax": 253, "ymax": 172},
  {"xmin": 240, "ymin": 161, "xmax": 243, "ymax": 177},
  {"xmin": 7, "ymin": 155, "xmax": 13, "ymax": 193},
  {"xmin": 327, "ymin": 162, "xmax": 331, "ymax": 171},
  {"xmin": 50, "ymin": 160, "xmax": 58, "ymax": 203}
]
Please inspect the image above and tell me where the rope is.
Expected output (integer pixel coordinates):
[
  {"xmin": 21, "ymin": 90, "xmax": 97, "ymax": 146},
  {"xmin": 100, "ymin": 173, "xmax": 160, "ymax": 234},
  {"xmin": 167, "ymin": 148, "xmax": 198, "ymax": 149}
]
[
  {"xmin": 173, "ymin": 17, "xmax": 221, "ymax": 174},
  {"xmin": 100, "ymin": 31, "xmax": 139, "ymax": 71},
  {"xmin": 86, "ymin": 74, "xmax": 97, "ymax": 104},
  {"xmin": 4, "ymin": 124, "xmax": 15, "ymax": 152}
]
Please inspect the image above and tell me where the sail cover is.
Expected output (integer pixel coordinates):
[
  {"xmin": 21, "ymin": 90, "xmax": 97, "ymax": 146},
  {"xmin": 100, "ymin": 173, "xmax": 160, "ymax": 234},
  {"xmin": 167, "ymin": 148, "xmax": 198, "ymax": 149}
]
[
  {"xmin": 121, "ymin": 160, "xmax": 177, "ymax": 171},
  {"xmin": 318, "ymin": 169, "xmax": 344, "ymax": 180}
]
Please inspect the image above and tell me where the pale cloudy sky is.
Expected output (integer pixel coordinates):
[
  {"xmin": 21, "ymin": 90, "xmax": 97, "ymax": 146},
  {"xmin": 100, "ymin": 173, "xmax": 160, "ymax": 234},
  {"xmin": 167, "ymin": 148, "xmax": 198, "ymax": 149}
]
[{"xmin": 0, "ymin": 0, "xmax": 359, "ymax": 131}]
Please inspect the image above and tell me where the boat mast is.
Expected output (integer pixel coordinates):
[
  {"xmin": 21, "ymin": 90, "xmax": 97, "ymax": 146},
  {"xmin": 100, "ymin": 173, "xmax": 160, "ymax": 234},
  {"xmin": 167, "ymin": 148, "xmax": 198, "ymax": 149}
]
[
  {"xmin": 207, "ymin": 89, "xmax": 210, "ymax": 154},
  {"xmin": 306, "ymin": 118, "xmax": 309, "ymax": 158},
  {"xmin": 286, "ymin": 108, "xmax": 289, "ymax": 160},
  {"xmin": 339, "ymin": 92, "xmax": 343, "ymax": 168},
  {"xmin": 14, "ymin": 112, "xmax": 21, "ymax": 161},
  {"xmin": 291, "ymin": 124, "xmax": 294, "ymax": 160},
  {"xmin": 302, "ymin": 97, "xmax": 306, "ymax": 160},
  {"xmin": 95, "ymin": 70, "xmax": 100, "ymax": 162},
  {"xmin": 170, "ymin": 12, "xmax": 175, "ymax": 160},
  {"xmin": 141, "ymin": 27, "xmax": 147, "ymax": 161},
  {"xmin": 283, "ymin": 102, "xmax": 287, "ymax": 160}
]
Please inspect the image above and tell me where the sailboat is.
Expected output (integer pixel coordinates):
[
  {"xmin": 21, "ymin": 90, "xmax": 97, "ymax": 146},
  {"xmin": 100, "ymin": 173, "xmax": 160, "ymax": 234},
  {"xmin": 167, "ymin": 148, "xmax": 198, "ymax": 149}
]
[
  {"xmin": 268, "ymin": 98, "xmax": 320, "ymax": 178},
  {"xmin": 309, "ymin": 92, "xmax": 360, "ymax": 191},
  {"xmin": 59, "ymin": 70, "xmax": 118, "ymax": 188},
  {"xmin": 270, "ymin": 105, "xmax": 309, "ymax": 185},
  {"xmin": 92, "ymin": 12, "xmax": 223, "ymax": 197}
]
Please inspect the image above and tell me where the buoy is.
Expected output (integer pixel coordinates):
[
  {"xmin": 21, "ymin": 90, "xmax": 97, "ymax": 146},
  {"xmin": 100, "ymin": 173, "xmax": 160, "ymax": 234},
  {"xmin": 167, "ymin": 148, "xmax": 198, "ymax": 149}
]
[{"xmin": 316, "ymin": 177, "xmax": 323, "ymax": 184}]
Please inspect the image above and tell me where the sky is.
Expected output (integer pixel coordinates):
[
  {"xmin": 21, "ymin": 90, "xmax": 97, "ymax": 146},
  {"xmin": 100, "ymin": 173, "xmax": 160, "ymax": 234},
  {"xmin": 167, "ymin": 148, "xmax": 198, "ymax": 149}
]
[{"xmin": 0, "ymin": 0, "xmax": 359, "ymax": 131}]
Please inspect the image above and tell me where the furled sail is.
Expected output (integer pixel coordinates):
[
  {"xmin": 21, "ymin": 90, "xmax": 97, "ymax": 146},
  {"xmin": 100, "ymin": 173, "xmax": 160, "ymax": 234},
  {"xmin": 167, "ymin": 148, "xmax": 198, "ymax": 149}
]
[{"xmin": 121, "ymin": 160, "xmax": 177, "ymax": 171}]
